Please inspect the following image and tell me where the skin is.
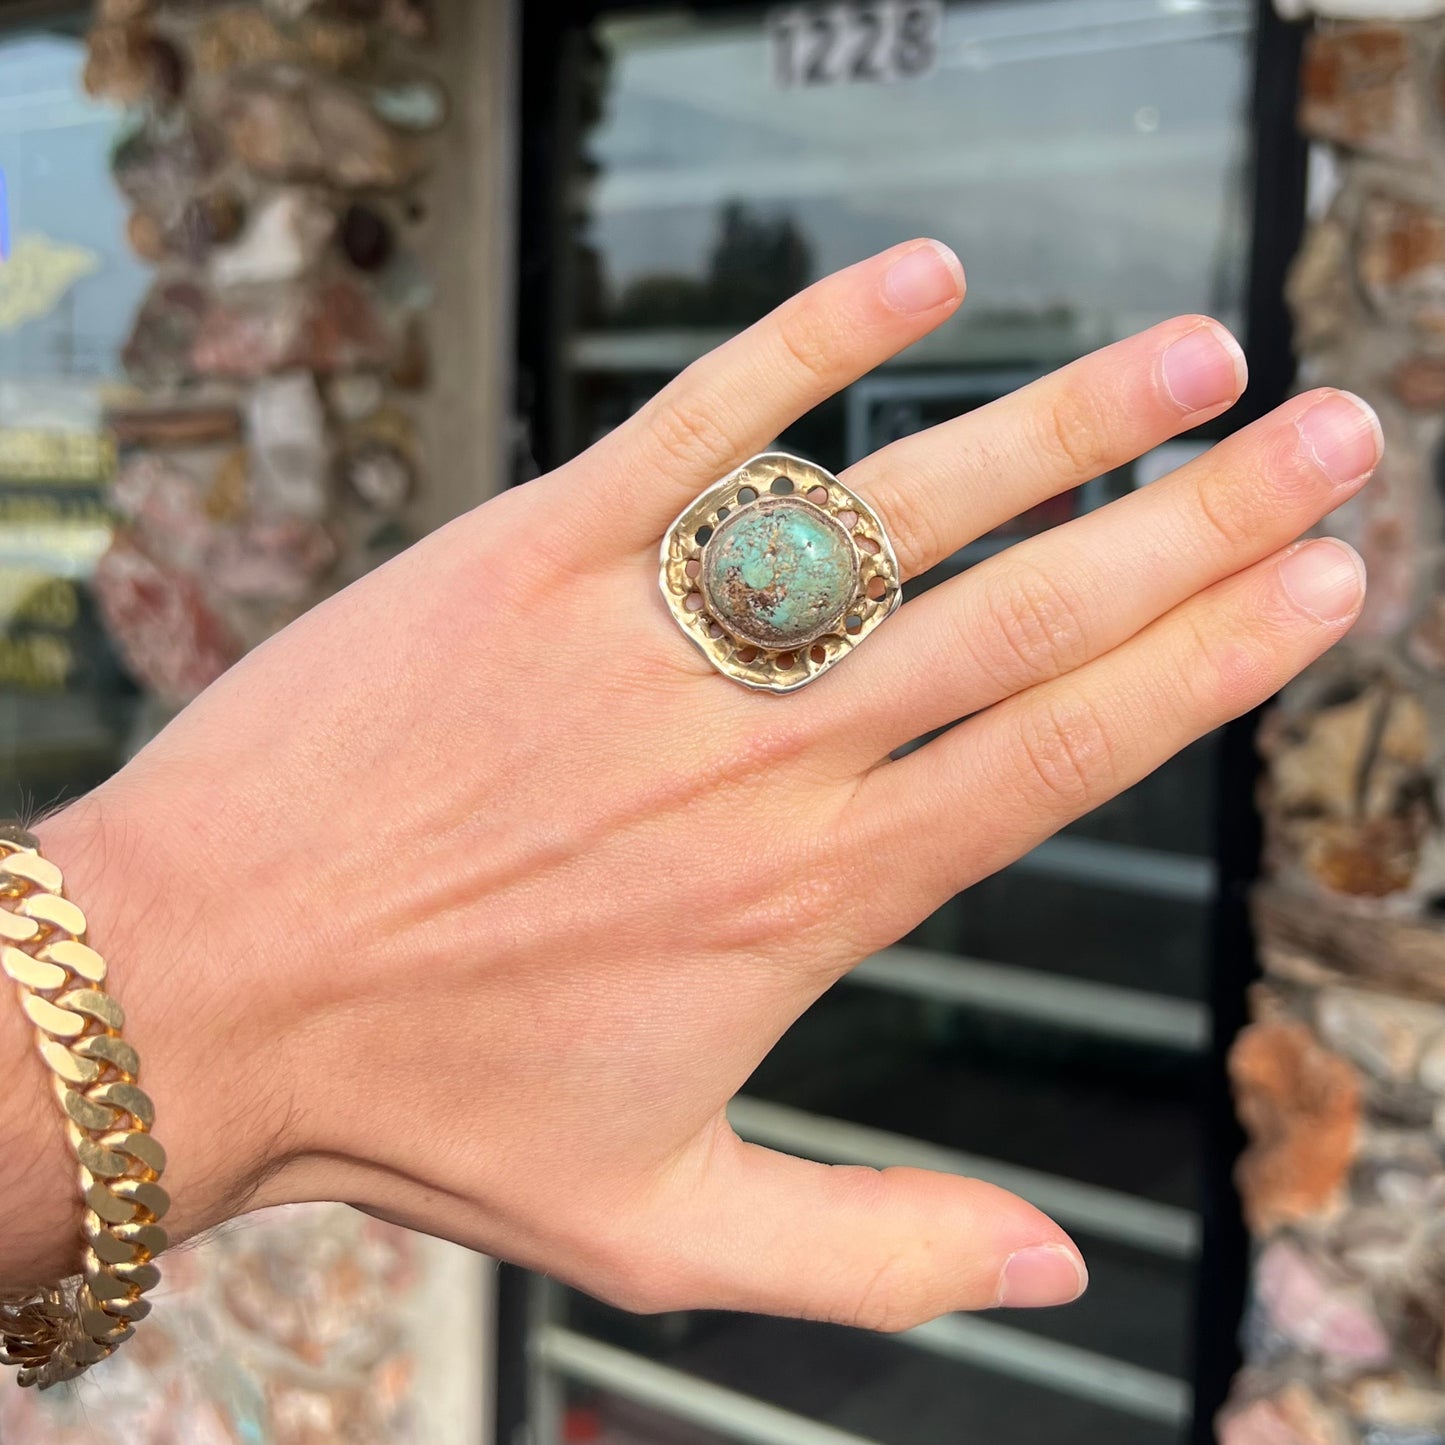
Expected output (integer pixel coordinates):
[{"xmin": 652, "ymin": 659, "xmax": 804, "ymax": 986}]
[{"xmin": 1, "ymin": 240, "xmax": 1378, "ymax": 1331}]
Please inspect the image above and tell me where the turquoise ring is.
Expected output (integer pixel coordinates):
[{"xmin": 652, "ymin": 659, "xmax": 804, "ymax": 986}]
[{"xmin": 659, "ymin": 451, "xmax": 903, "ymax": 694}]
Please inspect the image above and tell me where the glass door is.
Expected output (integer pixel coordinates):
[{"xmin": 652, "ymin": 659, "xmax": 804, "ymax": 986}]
[{"xmin": 508, "ymin": 2, "xmax": 1283, "ymax": 1442}]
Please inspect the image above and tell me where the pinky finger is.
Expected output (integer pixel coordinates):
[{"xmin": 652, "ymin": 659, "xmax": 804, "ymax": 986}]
[{"xmin": 861, "ymin": 538, "xmax": 1365, "ymax": 911}]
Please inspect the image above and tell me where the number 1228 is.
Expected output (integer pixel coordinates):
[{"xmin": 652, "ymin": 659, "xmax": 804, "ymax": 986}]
[{"xmin": 768, "ymin": 2, "xmax": 944, "ymax": 89}]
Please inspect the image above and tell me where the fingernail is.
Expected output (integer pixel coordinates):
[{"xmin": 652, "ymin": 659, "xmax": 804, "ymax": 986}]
[
  {"xmin": 995, "ymin": 1245, "xmax": 1089, "ymax": 1309},
  {"xmin": 882, "ymin": 241, "xmax": 964, "ymax": 315},
  {"xmin": 1297, "ymin": 391, "xmax": 1383, "ymax": 486},
  {"xmin": 1161, "ymin": 324, "xmax": 1247, "ymax": 413},
  {"xmin": 1278, "ymin": 539, "xmax": 1366, "ymax": 623}
]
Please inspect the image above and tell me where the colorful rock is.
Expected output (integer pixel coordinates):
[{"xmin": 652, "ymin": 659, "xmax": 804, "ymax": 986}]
[
  {"xmin": 191, "ymin": 278, "xmax": 393, "ymax": 378},
  {"xmin": 1256, "ymin": 1240, "xmax": 1393, "ymax": 1366},
  {"xmin": 122, "ymin": 279, "xmax": 209, "ymax": 385},
  {"xmin": 92, "ymin": 534, "xmax": 241, "ymax": 705},
  {"xmin": 245, "ymin": 372, "xmax": 331, "ymax": 520},
  {"xmin": 223, "ymin": 69, "xmax": 423, "ymax": 189},
  {"xmin": 1231, "ymin": 1017, "xmax": 1363, "ymax": 1233},
  {"xmin": 211, "ymin": 189, "xmax": 336, "ymax": 288},
  {"xmin": 1300, "ymin": 26, "xmax": 1422, "ymax": 160},
  {"xmin": 112, "ymin": 113, "xmax": 220, "ymax": 230}
]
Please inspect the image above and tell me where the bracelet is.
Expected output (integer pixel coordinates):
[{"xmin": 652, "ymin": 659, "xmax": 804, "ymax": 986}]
[{"xmin": 0, "ymin": 824, "xmax": 168, "ymax": 1389}]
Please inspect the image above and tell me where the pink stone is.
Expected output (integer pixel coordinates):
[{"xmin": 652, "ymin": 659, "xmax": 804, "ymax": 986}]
[
  {"xmin": 1257, "ymin": 1240, "xmax": 1392, "ymax": 1364},
  {"xmin": 207, "ymin": 519, "xmax": 336, "ymax": 603},
  {"xmin": 191, "ymin": 280, "xmax": 392, "ymax": 378},
  {"xmin": 110, "ymin": 455, "xmax": 214, "ymax": 569},
  {"xmin": 93, "ymin": 535, "xmax": 240, "ymax": 704},
  {"xmin": 1220, "ymin": 1386, "xmax": 1353, "ymax": 1445}
]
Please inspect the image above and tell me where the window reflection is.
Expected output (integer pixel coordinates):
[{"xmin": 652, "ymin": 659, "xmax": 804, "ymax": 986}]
[{"xmin": 0, "ymin": 23, "xmax": 146, "ymax": 813}]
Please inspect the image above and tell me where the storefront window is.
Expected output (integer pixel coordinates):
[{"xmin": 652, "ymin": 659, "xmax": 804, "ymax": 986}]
[{"xmin": 0, "ymin": 20, "xmax": 148, "ymax": 815}]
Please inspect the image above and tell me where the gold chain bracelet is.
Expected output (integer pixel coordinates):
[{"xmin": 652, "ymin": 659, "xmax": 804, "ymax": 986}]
[{"xmin": 0, "ymin": 824, "xmax": 168, "ymax": 1389}]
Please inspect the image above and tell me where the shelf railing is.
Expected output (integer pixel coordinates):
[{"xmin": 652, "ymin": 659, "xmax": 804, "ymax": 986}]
[
  {"xmin": 1016, "ymin": 835, "xmax": 1217, "ymax": 903},
  {"xmin": 533, "ymin": 1317, "xmax": 1192, "ymax": 1442},
  {"xmin": 907, "ymin": 1314, "xmax": 1191, "ymax": 1427},
  {"xmin": 534, "ymin": 1328, "xmax": 884, "ymax": 1445},
  {"xmin": 848, "ymin": 945, "xmax": 1209, "ymax": 1052}
]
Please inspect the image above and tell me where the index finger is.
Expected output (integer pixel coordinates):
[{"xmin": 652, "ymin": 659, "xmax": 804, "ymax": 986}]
[{"xmin": 578, "ymin": 240, "xmax": 966, "ymax": 542}]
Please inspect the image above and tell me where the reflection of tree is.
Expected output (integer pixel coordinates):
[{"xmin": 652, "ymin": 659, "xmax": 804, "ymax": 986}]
[
  {"xmin": 612, "ymin": 201, "xmax": 814, "ymax": 329},
  {"xmin": 705, "ymin": 202, "xmax": 812, "ymax": 324}
]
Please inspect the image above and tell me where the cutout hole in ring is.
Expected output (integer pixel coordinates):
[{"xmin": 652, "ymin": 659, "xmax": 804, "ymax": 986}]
[
  {"xmin": 807, "ymin": 485, "xmax": 828, "ymax": 504},
  {"xmin": 684, "ymin": 592, "xmax": 705, "ymax": 612},
  {"xmin": 838, "ymin": 509, "xmax": 859, "ymax": 531},
  {"xmin": 737, "ymin": 645, "xmax": 760, "ymax": 664},
  {"xmin": 684, "ymin": 559, "xmax": 701, "ymax": 579},
  {"xmin": 695, "ymin": 525, "xmax": 713, "ymax": 546},
  {"xmin": 866, "ymin": 576, "xmax": 888, "ymax": 601},
  {"xmin": 809, "ymin": 644, "xmax": 828, "ymax": 665},
  {"xmin": 770, "ymin": 476, "xmax": 794, "ymax": 495},
  {"xmin": 844, "ymin": 615, "xmax": 863, "ymax": 634},
  {"xmin": 737, "ymin": 487, "xmax": 758, "ymax": 504},
  {"xmin": 776, "ymin": 651, "xmax": 795, "ymax": 668},
  {"xmin": 856, "ymin": 535, "xmax": 881, "ymax": 555}
]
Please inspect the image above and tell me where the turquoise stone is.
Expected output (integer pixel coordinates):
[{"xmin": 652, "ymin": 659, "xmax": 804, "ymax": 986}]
[{"xmin": 700, "ymin": 497, "xmax": 858, "ymax": 649}]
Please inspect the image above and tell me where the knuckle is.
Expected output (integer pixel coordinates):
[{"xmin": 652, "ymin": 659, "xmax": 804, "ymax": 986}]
[
  {"xmin": 1191, "ymin": 470, "xmax": 1255, "ymax": 552},
  {"xmin": 1193, "ymin": 421, "xmax": 1336, "ymax": 555},
  {"xmin": 1176, "ymin": 607, "xmax": 1266, "ymax": 713},
  {"xmin": 983, "ymin": 563, "xmax": 1091, "ymax": 691},
  {"xmin": 871, "ymin": 484, "xmax": 943, "ymax": 578},
  {"xmin": 816, "ymin": 1170, "xmax": 929, "ymax": 1334},
  {"xmin": 644, "ymin": 385, "xmax": 740, "ymax": 478},
  {"xmin": 1032, "ymin": 383, "xmax": 1113, "ymax": 480},
  {"xmin": 838, "ymin": 1256, "xmax": 922, "ymax": 1334},
  {"xmin": 772, "ymin": 309, "xmax": 837, "ymax": 390},
  {"xmin": 1015, "ymin": 693, "xmax": 1115, "ymax": 812}
]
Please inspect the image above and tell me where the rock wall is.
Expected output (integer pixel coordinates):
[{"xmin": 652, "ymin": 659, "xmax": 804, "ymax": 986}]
[
  {"xmin": 1219, "ymin": 17, "xmax": 1445, "ymax": 1444},
  {"xmin": 84, "ymin": 0, "xmax": 441, "ymax": 706},
  {"xmin": 0, "ymin": 4, "xmax": 494, "ymax": 1440}
]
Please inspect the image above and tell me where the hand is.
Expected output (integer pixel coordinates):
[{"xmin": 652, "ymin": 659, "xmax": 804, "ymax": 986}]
[{"xmin": 20, "ymin": 240, "xmax": 1377, "ymax": 1330}]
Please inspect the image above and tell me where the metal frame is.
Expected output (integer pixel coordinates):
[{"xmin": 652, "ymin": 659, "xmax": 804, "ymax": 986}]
[{"xmin": 505, "ymin": 0, "xmax": 1312, "ymax": 1439}]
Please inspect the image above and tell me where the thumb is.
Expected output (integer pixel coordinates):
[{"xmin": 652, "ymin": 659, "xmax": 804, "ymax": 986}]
[{"xmin": 640, "ymin": 1131, "xmax": 1088, "ymax": 1331}]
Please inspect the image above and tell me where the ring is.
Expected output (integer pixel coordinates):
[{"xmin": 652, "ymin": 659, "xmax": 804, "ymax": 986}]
[{"xmin": 659, "ymin": 452, "xmax": 902, "ymax": 693}]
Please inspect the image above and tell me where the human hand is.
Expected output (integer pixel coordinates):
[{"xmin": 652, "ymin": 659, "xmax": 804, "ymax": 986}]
[{"xmin": 23, "ymin": 239, "xmax": 1378, "ymax": 1330}]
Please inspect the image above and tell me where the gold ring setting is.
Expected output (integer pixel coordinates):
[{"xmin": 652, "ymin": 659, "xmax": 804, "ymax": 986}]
[{"xmin": 659, "ymin": 451, "xmax": 902, "ymax": 693}]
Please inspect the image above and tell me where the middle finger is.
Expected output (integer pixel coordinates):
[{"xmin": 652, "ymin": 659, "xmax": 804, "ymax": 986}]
[{"xmin": 842, "ymin": 315, "xmax": 1248, "ymax": 580}]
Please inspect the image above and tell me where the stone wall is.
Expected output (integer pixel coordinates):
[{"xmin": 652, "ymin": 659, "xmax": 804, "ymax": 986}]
[
  {"xmin": 1219, "ymin": 15, "xmax": 1445, "ymax": 1444},
  {"xmin": 83, "ymin": 0, "xmax": 443, "ymax": 706},
  {"xmin": 0, "ymin": 4, "xmax": 495, "ymax": 1439}
]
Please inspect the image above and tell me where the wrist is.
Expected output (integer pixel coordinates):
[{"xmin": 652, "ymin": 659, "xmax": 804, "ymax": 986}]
[{"xmin": 0, "ymin": 782, "xmax": 307, "ymax": 1285}]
